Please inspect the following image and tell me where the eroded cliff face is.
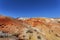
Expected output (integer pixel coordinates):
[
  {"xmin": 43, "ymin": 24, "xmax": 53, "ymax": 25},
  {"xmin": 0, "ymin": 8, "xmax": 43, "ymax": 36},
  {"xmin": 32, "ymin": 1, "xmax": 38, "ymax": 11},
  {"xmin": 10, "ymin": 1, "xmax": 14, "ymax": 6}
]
[
  {"xmin": 0, "ymin": 15, "xmax": 60, "ymax": 40},
  {"xmin": 17, "ymin": 17, "xmax": 60, "ymax": 40}
]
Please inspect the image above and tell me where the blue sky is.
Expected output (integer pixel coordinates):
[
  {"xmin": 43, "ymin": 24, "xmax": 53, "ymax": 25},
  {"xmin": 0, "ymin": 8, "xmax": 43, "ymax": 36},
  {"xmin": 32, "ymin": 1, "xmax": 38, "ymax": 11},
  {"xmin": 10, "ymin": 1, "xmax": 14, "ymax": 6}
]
[{"xmin": 0, "ymin": 0, "xmax": 60, "ymax": 18}]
